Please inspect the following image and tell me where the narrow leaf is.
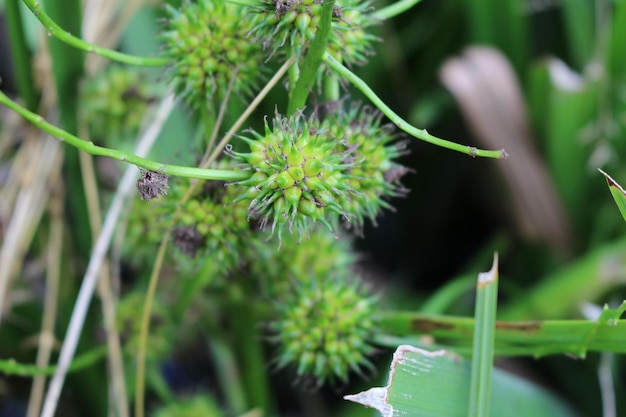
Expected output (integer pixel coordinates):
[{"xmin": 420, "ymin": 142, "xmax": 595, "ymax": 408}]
[
  {"xmin": 345, "ymin": 345, "xmax": 575, "ymax": 417},
  {"xmin": 599, "ymin": 169, "xmax": 626, "ymax": 224}
]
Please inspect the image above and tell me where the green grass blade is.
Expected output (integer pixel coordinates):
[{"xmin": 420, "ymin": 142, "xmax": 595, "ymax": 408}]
[
  {"xmin": 0, "ymin": 346, "xmax": 107, "ymax": 377},
  {"xmin": 599, "ymin": 169, "xmax": 626, "ymax": 224},
  {"xmin": 468, "ymin": 254, "xmax": 498, "ymax": 417},
  {"xmin": 344, "ymin": 345, "xmax": 575, "ymax": 417},
  {"xmin": 5, "ymin": 0, "xmax": 39, "ymax": 110},
  {"xmin": 374, "ymin": 302, "xmax": 626, "ymax": 357}
]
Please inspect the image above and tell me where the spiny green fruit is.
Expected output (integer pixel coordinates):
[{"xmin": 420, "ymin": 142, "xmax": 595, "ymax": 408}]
[
  {"xmin": 116, "ymin": 291, "xmax": 175, "ymax": 362},
  {"xmin": 226, "ymin": 111, "xmax": 358, "ymax": 243},
  {"xmin": 125, "ymin": 162, "xmax": 254, "ymax": 280},
  {"xmin": 252, "ymin": 227, "xmax": 356, "ymax": 298},
  {"xmin": 79, "ymin": 65, "xmax": 154, "ymax": 142},
  {"xmin": 152, "ymin": 394, "xmax": 222, "ymax": 417},
  {"xmin": 251, "ymin": 0, "xmax": 378, "ymax": 66},
  {"xmin": 269, "ymin": 274, "xmax": 377, "ymax": 384},
  {"xmin": 322, "ymin": 103, "xmax": 410, "ymax": 229},
  {"xmin": 161, "ymin": 0, "xmax": 266, "ymax": 109},
  {"xmin": 173, "ymin": 179, "xmax": 253, "ymax": 277}
]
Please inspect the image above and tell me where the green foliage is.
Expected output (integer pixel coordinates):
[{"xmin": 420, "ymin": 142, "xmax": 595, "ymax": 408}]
[{"xmin": 2, "ymin": 0, "xmax": 626, "ymax": 416}]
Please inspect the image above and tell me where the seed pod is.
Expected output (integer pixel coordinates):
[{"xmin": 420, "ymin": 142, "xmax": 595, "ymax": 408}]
[
  {"xmin": 321, "ymin": 102, "xmax": 411, "ymax": 229},
  {"xmin": 269, "ymin": 273, "xmax": 377, "ymax": 384},
  {"xmin": 227, "ymin": 111, "xmax": 360, "ymax": 243},
  {"xmin": 161, "ymin": 0, "xmax": 266, "ymax": 111},
  {"xmin": 249, "ymin": 0, "xmax": 379, "ymax": 67}
]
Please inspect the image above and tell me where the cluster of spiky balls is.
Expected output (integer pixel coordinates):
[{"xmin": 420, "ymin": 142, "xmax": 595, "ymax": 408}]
[
  {"xmin": 121, "ymin": 0, "xmax": 403, "ymax": 387},
  {"xmin": 160, "ymin": 0, "xmax": 379, "ymax": 108}
]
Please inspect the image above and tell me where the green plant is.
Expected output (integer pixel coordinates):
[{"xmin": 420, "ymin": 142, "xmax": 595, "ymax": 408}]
[{"xmin": 1, "ymin": 0, "xmax": 626, "ymax": 417}]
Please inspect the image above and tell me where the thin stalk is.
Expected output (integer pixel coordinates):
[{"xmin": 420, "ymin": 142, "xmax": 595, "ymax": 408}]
[
  {"xmin": 78, "ymin": 136, "xmax": 128, "ymax": 417},
  {"xmin": 201, "ymin": 68, "xmax": 237, "ymax": 162},
  {"xmin": 372, "ymin": 0, "xmax": 423, "ymax": 21},
  {"xmin": 323, "ymin": 53, "xmax": 508, "ymax": 159},
  {"xmin": 21, "ymin": 0, "xmax": 169, "ymax": 66},
  {"xmin": 0, "ymin": 90, "xmax": 249, "ymax": 182},
  {"xmin": 39, "ymin": 94, "xmax": 177, "ymax": 417},
  {"xmin": 26, "ymin": 195, "xmax": 63, "ymax": 417},
  {"xmin": 468, "ymin": 254, "xmax": 499, "ymax": 417},
  {"xmin": 287, "ymin": 0, "xmax": 335, "ymax": 115},
  {"xmin": 206, "ymin": 55, "xmax": 296, "ymax": 165},
  {"xmin": 134, "ymin": 231, "xmax": 171, "ymax": 417},
  {"xmin": 5, "ymin": 0, "xmax": 39, "ymax": 110}
]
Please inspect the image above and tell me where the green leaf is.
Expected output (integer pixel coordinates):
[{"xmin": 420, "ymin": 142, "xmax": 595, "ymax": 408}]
[
  {"xmin": 468, "ymin": 254, "xmax": 498, "ymax": 417},
  {"xmin": 375, "ymin": 302, "xmax": 626, "ymax": 357},
  {"xmin": 599, "ymin": 169, "xmax": 626, "ymax": 224},
  {"xmin": 345, "ymin": 345, "xmax": 575, "ymax": 417}
]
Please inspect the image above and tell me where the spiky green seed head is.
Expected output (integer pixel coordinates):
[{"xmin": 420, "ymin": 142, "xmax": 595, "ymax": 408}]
[
  {"xmin": 250, "ymin": 0, "xmax": 378, "ymax": 66},
  {"xmin": 269, "ymin": 274, "xmax": 377, "ymax": 384},
  {"xmin": 116, "ymin": 291, "xmax": 175, "ymax": 362},
  {"xmin": 172, "ymin": 178, "xmax": 253, "ymax": 278},
  {"xmin": 252, "ymin": 228, "xmax": 356, "ymax": 298},
  {"xmin": 79, "ymin": 65, "xmax": 155, "ymax": 142},
  {"xmin": 226, "ymin": 111, "xmax": 359, "ymax": 243},
  {"xmin": 322, "ymin": 103, "xmax": 410, "ymax": 229},
  {"xmin": 125, "ymin": 162, "xmax": 254, "ymax": 281},
  {"xmin": 153, "ymin": 394, "xmax": 223, "ymax": 417},
  {"xmin": 161, "ymin": 0, "xmax": 265, "ymax": 110}
]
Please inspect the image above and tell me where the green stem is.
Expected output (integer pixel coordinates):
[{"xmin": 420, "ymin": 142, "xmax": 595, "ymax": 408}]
[
  {"xmin": 5, "ymin": 0, "xmax": 39, "ymax": 110},
  {"xmin": 225, "ymin": 0, "xmax": 262, "ymax": 6},
  {"xmin": 372, "ymin": 0, "xmax": 423, "ymax": 21},
  {"xmin": 375, "ymin": 302, "xmax": 626, "ymax": 357},
  {"xmin": 0, "ymin": 346, "xmax": 107, "ymax": 377},
  {"xmin": 323, "ymin": 53, "xmax": 507, "ymax": 159},
  {"xmin": 21, "ymin": 0, "xmax": 168, "ymax": 66},
  {"xmin": 0, "ymin": 90, "xmax": 249, "ymax": 181},
  {"xmin": 287, "ymin": 0, "xmax": 335, "ymax": 115}
]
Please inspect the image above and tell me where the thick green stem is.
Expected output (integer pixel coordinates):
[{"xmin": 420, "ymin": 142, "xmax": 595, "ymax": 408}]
[
  {"xmin": 0, "ymin": 90, "xmax": 249, "ymax": 181},
  {"xmin": 21, "ymin": 0, "xmax": 168, "ymax": 66},
  {"xmin": 287, "ymin": 0, "xmax": 335, "ymax": 115},
  {"xmin": 323, "ymin": 53, "xmax": 508, "ymax": 159}
]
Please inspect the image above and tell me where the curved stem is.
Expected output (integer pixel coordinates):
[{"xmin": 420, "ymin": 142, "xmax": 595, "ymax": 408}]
[
  {"xmin": 0, "ymin": 90, "xmax": 250, "ymax": 181},
  {"xmin": 323, "ymin": 53, "xmax": 508, "ymax": 159},
  {"xmin": 372, "ymin": 0, "xmax": 423, "ymax": 21},
  {"xmin": 21, "ymin": 0, "xmax": 168, "ymax": 66}
]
